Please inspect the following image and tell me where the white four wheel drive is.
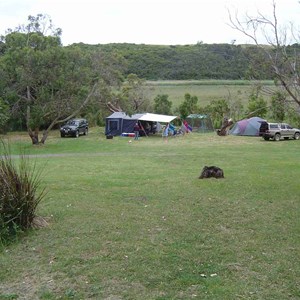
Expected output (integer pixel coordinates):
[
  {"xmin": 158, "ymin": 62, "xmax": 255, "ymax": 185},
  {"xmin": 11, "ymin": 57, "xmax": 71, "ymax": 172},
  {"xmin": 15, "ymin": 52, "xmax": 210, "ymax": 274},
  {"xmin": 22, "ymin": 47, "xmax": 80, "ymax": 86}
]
[{"xmin": 259, "ymin": 121, "xmax": 300, "ymax": 141}]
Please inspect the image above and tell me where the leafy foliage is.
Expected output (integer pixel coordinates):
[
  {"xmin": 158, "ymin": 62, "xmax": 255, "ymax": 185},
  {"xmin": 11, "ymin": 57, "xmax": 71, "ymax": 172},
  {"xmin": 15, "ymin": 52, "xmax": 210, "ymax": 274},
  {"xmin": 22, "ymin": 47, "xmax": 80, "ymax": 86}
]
[
  {"xmin": 0, "ymin": 97, "xmax": 9, "ymax": 132},
  {"xmin": 178, "ymin": 93, "xmax": 199, "ymax": 119},
  {"xmin": 80, "ymin": 43, "xmax": 275, "ymax": 80},
  {"xmin": 247, "ymin": 93, "xmax": 268, "ymax": 118},
  {"xmin": 154, "ymin": 94, "xmax": 173, "ymax": 115},
  {"xmin": 120, "ymin": 74, "xmax": 152, "ymax": 114},
  {"xmin": 0, "ymin": 15, "xmax": 128, "ymax": 144},
  {"xmin": 204, "ymin": 99, "xmax": 230, "ymax": 128},
  {"xmin": 270, "ymin": 91, "xmax": 286, "ymax": 122}
]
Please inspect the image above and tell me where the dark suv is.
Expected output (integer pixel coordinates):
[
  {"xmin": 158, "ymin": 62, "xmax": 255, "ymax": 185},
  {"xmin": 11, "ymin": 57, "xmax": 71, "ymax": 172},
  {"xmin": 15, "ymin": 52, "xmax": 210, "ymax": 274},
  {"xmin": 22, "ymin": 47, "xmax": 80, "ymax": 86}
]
[
  {"xmin": 60, "ymin": 119, "xmax": 88, "ymax": 138},
  {"xmin": 259, "ymin": 121, "xmax": 300, "ymax": 141}
]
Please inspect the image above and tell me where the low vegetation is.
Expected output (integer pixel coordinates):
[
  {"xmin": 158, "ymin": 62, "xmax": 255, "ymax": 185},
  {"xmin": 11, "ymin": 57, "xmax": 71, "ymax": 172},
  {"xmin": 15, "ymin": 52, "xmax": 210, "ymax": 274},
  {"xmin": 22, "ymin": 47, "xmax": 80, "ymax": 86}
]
[
  {"xmin": 0, "ymin": 129, "xmax": 299, "ymax": 299},
  {"xmin": 0, "ymin": 141, "xmax": 46, "ymax": 245}
]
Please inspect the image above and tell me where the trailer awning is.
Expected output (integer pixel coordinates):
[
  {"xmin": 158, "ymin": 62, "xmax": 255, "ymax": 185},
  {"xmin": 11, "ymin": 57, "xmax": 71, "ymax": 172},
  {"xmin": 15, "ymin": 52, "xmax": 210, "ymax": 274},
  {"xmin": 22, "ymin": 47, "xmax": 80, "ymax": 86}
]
[{"xmin": 137, "ymin": 113, "xmax": 177, "ymax": 123}]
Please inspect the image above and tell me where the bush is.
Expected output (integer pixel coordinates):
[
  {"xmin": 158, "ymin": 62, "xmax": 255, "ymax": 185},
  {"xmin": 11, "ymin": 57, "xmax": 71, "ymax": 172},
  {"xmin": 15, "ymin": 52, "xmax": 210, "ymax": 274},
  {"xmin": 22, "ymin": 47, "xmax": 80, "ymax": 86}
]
[{"xmin": 0, "ymin": 141, "xmax": 46, "ymax": 244}]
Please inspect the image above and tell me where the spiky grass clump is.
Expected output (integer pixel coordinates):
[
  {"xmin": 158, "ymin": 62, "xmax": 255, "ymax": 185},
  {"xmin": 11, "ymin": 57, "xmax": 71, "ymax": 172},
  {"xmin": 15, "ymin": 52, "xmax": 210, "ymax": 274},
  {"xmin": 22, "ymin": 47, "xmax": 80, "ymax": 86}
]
[{"xmin": 0, "ymin": 141, "xmax": 46, "ymax": 244}]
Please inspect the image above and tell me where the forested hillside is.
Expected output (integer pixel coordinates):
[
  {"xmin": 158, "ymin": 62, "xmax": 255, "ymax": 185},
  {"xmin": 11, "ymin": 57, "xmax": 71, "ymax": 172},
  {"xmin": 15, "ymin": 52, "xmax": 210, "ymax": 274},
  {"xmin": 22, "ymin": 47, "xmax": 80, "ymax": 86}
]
[{"xmin": 73, "ymin": 42, "xmax": 274, "ymax": 80}]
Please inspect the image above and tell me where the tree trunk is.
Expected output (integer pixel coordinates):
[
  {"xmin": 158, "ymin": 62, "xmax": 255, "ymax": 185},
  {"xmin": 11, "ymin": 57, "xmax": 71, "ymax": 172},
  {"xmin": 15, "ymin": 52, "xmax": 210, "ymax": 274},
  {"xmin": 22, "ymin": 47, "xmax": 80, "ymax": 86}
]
[
  {"xmin": 40, "ymin": 130, "xmax": 49, "ymax": 144},
  {"xmin": 217, "ymin": 117, "xmax": 233, "ymax": 136},
  {"xmin": 26, "ymin": 104, "xmax": 39, "ymax": 144},
  {"xmin": 28, "ymin": 128, "xmax": 40, "ymax": 145}
]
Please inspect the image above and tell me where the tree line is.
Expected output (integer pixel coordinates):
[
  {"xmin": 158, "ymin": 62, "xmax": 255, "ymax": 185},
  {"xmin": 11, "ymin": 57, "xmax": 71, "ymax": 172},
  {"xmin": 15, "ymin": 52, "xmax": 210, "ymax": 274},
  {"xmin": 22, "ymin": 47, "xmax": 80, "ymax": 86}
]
[{"xmin": 74, "ymin": 42, "xmax": 275, "ymax": 81}]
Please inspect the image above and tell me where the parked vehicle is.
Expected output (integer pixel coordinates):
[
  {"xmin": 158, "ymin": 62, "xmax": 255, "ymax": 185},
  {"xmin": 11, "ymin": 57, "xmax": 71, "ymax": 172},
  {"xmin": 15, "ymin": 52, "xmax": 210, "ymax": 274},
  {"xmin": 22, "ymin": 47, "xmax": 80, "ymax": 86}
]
[
  {"xmin": 259, "ymin": 121, "xmax": 300, "ymax": 141},
  {"xmin": 60, "ymin": 119, "xmax": 88, "ymax": 138}
]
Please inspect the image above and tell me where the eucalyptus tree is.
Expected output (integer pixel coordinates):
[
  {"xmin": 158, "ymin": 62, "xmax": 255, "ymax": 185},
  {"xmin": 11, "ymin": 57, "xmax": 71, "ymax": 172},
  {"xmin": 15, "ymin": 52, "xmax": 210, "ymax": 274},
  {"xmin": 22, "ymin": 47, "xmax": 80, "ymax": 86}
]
[
  {"xmin": 105, "ymin": 73, "xmax": 152, "ymax": 115},
  {"xmin": 0, "ymin": 15, "xmax": 127, "ymax": 144},
  {"xmin": 120, "ymin": 73, "xmax": 152, "ymax": 113}
]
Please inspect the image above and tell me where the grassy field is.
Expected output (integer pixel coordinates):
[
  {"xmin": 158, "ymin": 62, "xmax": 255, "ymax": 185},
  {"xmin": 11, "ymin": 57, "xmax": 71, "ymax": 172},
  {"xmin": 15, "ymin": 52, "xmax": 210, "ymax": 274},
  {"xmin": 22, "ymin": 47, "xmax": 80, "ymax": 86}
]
[
  {"xmin": 0, "ymin": 127, "xmax": 299, "ymax": 299},
  {"xmin": 146, "ymin": 80, "xmax": 275, "ymax": 108}
]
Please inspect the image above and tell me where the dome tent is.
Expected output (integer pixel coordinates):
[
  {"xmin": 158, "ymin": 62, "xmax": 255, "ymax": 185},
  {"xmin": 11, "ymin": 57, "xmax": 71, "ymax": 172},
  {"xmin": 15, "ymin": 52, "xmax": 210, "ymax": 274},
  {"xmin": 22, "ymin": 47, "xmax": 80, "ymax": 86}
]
[{"xmin": 229, "ymin": 116, "xmax": 265, "ymax": 136}]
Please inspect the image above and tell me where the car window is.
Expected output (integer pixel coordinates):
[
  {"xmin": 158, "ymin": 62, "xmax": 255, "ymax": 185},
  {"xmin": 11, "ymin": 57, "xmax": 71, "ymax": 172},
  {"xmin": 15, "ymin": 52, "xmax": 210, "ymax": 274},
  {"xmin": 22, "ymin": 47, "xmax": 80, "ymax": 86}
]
[
  {"xmin": 287, "ymin": 125, "xmax": 292, "ymax": 129},
  {"xmin": 71, "ymin": 121, "xmax": 79, "ymax": 126},
  {"xmin": 270, "ymin": 124, "xmax": 278, "ymax": 129},
  {"xmin": 280, "ymin": 124, "xmax": 286, "ymax": 129}
]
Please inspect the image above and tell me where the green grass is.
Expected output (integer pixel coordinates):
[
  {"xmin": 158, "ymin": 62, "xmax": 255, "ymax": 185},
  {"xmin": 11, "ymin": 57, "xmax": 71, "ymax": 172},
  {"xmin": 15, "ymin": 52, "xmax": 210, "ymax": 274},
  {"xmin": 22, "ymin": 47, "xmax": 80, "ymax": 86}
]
[
  {"xmin": 0, "ymin": 129, "xmax": 299, "ymax": 299},
  {"xmin": 146, "ymin": 80, "xmax": 275, "ymax": 108}
]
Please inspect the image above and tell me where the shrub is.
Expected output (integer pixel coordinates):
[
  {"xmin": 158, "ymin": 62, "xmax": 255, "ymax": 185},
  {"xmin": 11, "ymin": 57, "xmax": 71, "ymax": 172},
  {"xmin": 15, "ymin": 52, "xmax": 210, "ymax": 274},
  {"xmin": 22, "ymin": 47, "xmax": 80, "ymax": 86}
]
[{"xmin": 0, "ymin": 141, "xmax": 46, "ymax": 244}]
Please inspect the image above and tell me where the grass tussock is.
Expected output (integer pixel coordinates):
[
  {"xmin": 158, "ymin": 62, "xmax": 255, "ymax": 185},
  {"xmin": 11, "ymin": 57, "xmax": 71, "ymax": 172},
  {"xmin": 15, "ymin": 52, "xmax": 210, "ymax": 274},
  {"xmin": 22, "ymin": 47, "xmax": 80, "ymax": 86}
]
[{"xmin": 0, "ymin": 141, "xmax": 46, "ymax": 244}]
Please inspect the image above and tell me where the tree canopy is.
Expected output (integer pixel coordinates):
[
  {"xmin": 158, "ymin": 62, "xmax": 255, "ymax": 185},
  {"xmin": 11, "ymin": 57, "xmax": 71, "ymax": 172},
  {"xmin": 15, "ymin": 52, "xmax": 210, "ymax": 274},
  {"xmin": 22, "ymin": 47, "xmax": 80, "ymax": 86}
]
[
  {"xmin": 0, "ymin": 15, "xmax": 131, "ymax": 143},
  {"xmin": 75, "ymin": 42, "xmax": 275, "ymax": 81}
]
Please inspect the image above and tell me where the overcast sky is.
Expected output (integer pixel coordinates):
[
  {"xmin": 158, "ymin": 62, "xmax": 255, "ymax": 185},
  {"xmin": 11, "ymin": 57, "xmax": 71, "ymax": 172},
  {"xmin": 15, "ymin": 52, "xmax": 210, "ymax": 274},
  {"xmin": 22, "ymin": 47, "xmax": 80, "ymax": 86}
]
[{"xmin": 0, "ymin": 0, "xmax": 299, "ymax": 46}]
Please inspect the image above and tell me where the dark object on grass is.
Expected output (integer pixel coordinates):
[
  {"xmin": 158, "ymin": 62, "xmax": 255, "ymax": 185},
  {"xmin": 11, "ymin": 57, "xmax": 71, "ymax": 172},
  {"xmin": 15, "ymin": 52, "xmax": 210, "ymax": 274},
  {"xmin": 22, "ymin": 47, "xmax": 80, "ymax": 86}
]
[
  {"xmin": 199, "ymin": 166, "xmax": 224, "ymax": 179},
  {"xmin": 106, "ymin": 135, "xmax": 113, "ymax": 139}
]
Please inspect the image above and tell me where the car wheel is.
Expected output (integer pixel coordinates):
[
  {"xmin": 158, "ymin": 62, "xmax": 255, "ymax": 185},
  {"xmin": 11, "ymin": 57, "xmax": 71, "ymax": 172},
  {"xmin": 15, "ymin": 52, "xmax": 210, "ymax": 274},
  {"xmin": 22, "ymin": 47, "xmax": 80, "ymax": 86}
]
[
  {"xmin": 294, "ymin": 132, "xmax": 300, "ymax": 140},
  {"xmin": 60, "ymin": 133, "xmax": 65, "ymax": 138},
  {"xmin": 274, "ymin": 133, "xmax": 281, "ymax": 141},
  {"xmin": 263, "ymin": 137, "xmax": 270, "ymax": 141},
  {"xmin": 75, "ymin": 130, "xmax": 79, "ymax": 138},
  {"xmin": 84, "ymin": 128, "xmax": 88, "ymax": 136}
]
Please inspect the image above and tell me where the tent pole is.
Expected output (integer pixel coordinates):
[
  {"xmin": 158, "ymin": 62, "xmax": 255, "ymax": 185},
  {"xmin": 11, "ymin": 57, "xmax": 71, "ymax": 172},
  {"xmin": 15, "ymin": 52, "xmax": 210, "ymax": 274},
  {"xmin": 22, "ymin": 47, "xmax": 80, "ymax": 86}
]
[{"xmin": 138, "ymin": 121, "xmax": 148, "ymax": 137}]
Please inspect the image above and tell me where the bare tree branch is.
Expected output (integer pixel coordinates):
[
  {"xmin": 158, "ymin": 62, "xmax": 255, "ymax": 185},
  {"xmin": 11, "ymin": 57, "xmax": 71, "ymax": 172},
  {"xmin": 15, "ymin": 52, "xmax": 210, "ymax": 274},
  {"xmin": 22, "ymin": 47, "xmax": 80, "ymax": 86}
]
[{"xmin": 228, "ymin": 0, "xmax": 300, "ymax": 108}]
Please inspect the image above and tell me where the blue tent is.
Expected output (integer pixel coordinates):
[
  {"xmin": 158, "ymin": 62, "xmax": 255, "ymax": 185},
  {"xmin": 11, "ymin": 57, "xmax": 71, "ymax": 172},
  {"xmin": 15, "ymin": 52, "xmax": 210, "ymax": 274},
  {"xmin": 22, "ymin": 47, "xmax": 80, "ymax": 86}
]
[
  {"xmin": 105, "ymin": 112, "xmax": 177, "ymax": 136},
  {"xmin": 105, "ymin": 112, "xmax": 143, "ymax": 136}
]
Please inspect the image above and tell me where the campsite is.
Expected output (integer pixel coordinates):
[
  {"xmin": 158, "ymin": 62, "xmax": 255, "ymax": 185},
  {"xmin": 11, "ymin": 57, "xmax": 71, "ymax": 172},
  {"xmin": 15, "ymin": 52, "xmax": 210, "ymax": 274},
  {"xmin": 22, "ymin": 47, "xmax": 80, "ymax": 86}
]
[
  {"xmin": 1, "ymin": 9, "xmax": 300, "ymax": 298},
  {"xmin": 0, "ymin": 128, "xmax": 299, "ymax": 299}
]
